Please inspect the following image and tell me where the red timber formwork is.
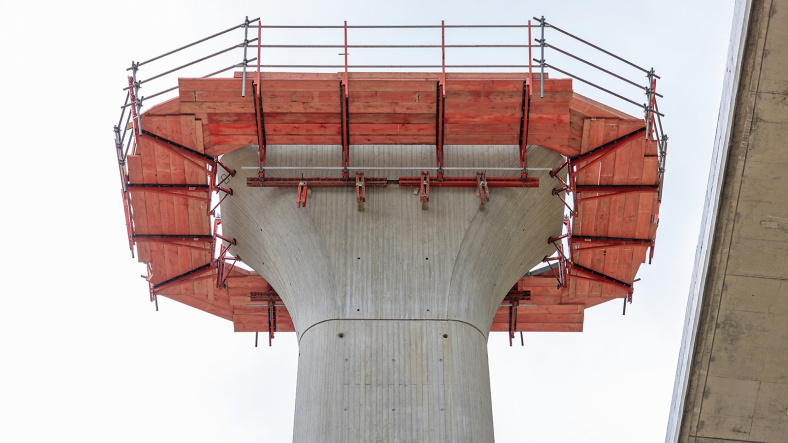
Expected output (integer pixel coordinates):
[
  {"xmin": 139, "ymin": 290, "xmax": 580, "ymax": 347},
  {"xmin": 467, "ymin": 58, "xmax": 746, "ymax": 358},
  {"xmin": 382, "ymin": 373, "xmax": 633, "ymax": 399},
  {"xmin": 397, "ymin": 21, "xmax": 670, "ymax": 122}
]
[{"xmin": 115, "ymin": 18, "xmax": 666, "ymax": 345}]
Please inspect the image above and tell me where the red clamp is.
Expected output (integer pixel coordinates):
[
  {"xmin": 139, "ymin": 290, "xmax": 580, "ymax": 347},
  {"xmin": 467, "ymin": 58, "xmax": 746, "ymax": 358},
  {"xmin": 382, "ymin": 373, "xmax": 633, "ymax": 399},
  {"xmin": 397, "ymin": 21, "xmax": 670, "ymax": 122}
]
[
  {"xmin": 356, "ymin": 172, "xmax": 366, "ymax": 212},
  {"xmin": 476, "ymin": 171, "xmax": 490, "ymax": 211},
  {"xmin": 296, "ymin": 181, "xmax": 308, "ymax": 207},
  {"xmin": 419, "ymin": 171, "xmax": 430, "ymax": 210}
]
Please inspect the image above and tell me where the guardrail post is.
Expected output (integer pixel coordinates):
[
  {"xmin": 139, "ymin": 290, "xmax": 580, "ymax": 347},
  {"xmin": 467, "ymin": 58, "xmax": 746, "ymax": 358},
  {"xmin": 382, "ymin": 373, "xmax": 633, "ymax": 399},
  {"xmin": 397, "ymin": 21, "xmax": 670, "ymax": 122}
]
[
  {"xmin": 130, "ymin": 61, "xmax": 142, "ymax": 135},
  {"xmin": 242, "ymin": 16, "xmax": 250, "ymax": 97},
  {"xmin": 645, "ymin": 68, "xmax": 656, "ymax": 140},
  {"xmin": 539, "ymin": 16, "xmax": 545, "ymax": 98}
]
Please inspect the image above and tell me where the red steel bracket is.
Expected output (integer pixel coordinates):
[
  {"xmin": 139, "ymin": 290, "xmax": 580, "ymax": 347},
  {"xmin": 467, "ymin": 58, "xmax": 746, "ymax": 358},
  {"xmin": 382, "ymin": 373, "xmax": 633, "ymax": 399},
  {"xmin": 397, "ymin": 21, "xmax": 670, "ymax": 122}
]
[
  {"xmin": 297, "ymin": 181, "xmax": 309, "ymax": 208},
  {"xmin": 419, "ymin": 171, "xmax": 430, "ymax": 210},
  {"xmin": 504, "ymin": 287, "xmax": 531, "ymax": 346},
  {"xmin": 476, "ymin": 171, "xmax": 490, "ymax": 211},
  {"xmin": 356, "ymin": 172, "xmax": 366, "ymax": 212},
  {"xmin": 569, "ymin": 127, "xmax": 646, "ymax": 180}
]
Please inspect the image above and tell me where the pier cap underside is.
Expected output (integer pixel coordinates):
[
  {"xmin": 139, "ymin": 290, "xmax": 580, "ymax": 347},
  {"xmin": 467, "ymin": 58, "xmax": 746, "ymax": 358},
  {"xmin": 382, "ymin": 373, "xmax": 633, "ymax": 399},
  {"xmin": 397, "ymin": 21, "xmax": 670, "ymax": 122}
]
[{"xmin": 220, "ymin": 144, "xmax": 565, "ymax": 335}]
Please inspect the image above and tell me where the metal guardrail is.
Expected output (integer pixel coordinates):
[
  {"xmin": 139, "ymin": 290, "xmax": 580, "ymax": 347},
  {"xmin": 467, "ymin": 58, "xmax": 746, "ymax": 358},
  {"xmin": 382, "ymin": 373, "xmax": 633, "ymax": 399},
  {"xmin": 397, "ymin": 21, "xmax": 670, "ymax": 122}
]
[
  {"xmin": 113, "ymin": 16, "xmax": 669, "ymax": 255},
  {"xmin": 114, "ymin": 15, "xmax": 668, "ymax": 192}
]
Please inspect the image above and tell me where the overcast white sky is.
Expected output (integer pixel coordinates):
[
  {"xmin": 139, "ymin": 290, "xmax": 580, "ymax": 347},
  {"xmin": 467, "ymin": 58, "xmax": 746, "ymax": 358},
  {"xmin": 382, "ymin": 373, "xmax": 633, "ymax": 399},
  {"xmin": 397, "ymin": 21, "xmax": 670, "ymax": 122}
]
[{"xmin": 0, "ymin": 1, "xmax": 735, "ymax": 441}]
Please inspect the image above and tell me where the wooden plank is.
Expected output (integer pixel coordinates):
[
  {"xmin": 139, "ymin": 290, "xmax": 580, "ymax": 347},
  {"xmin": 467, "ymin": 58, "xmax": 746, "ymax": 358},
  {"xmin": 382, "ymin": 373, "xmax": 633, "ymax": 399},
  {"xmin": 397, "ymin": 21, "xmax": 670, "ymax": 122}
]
[
  {"xmin": 266, "ymin": 135, "xmax": 342, "ymax": 145},
  {"xmin": 261, "ymin": 90, "xmax": 339, "ymax": 103},
  {"xmin": 261, "ymin": 123, "xmax": 342, "ymax": 136},
  {"xmin": 642, "ymin": 156, "xmax": 660, "ymax": 185},
  {"xmin": 265, "ymin": 112, "xmax": 342, "ymax": 124},
  {"xmin": 601, "ymin": 241, "xmax": 622, "ymax": 286},
  {"xmin": 350, "ymin": 91, "xmax": 428, "ymax": 103},
  {"xmin": 350, "ymin": 113, "xmax": 435, "ymax": 125},
  {"xmin": 350, "ymin": 80, "xmax": 437, "ymax": 92},
  {"xmin": 443, "ymin": 123, "xmax": 519, "ymax": 135},
  {"xmin": 147, "ymin": 244, "xmax": 167, "ymax": 285},
  {"xmin": 618, "ymin": 246, "xmax": 635, "ymax": 287},
  {"xmin": 445, "ymin": 79, "xmax": 571, "ymax": 93},
  {"xmin": 127, "ymin": 155, "xmax": 152, "ymax": 263},
  {"xmin": 207, "ymin": 123, "xmax": 261, "ymax": 135},
  {"xmin": 518, "ymin": 304, "xmax": 583, "ymax": 314},
  {"xmin": 627, "ymin": 138, "xmax": 645, "ymax": 185},
  {"xmin": 161, "ymin": 244, "xmax": 183, "ymax": 296},
  {"xmin": 517, "ymin": 313, "xmax": 584, "ymax": 324},
  {"xmin": 260, "ymin": 79, "xmax": 340, "ymax": 91},
  {"xmin": 179, "ymin": 78, "xmax": 253, "ymax": 92},
  {"xmin": 207, "ymin": 134, "xmax": 258, "ymax": 146},
  {"xmin": 444, "ymin": 101, "xmax": 522, "ymax": 114},
  {"xmin": 443, "ymin": 134, "xmax": 519, "ymax": 145},
  {"xmin": 139, "ymin": 139, "xmax": 163, "ymax": 243},
  {"xmin": 569, "ymin": 93, "xmax": 639, "ymax": 120},
  {"xmin": 519, "ymin": 323, "xmax": 583, "ymax": 333},
  {"xmin": 349, "ymin": 102, "xmax": 437, "ymax": 114},
  {"xmin": 180, "ymin": 89, "xmax": 256, "ymax": 103},
  {"xmin": 443, "ymin": 113, "xmax": 521, "ymax": 125},
  {"xmin": 207, "ymin": 112, "xmax": 257, "ymax": 125},
  {"xmin": 525, "ymin": 100, "xmax": 573, "ymax": 117},
  {"xmin": 181, "ymin": 101, "xmax": 255, "ymax": 114},
  {"xmin": 634, "ymin": 194, "xmax": 655, "ymax": 239},
  {"xmin": 349, "ymin": 135, "xmax": 434, "ymax": 144},
  {"xmin": 174, "ymin": 116, "xmax": 204, "ymax": 286},
  {"xmin": 620, "ymin": 193, "xmax": 640, "ymax": 239},
  {"xmin": 263, "ymin": 101, "xmax": 340, "ymax": 113},
  {"xmin": 350, "ymin": 124, "xmax": 435, "ymax": 136},
  {"xmin": 445, "ymin": 90, "xmax": 523, "ymax": 103},
  {"xmin": 612, "ymin": 140, "xmax": 634, "ymax": 186}
]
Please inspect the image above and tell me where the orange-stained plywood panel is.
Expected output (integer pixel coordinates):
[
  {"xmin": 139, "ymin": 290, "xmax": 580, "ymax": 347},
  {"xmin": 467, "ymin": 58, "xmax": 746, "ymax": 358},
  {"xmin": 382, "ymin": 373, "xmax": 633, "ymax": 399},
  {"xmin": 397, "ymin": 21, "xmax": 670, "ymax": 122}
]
[{"xmin": 122, "ymin": 72, "xmax": 659, "ymax": 337}]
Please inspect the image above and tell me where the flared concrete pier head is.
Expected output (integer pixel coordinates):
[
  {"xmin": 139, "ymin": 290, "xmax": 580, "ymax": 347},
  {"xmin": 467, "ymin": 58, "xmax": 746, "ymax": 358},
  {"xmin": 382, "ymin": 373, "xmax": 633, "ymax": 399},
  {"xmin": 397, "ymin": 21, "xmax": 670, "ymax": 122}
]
[
  {"xmin": 115, "ymin": 21, "xmax": 666, "ymax": 443},
  {"xmin": 221, "ymin": 145, "xmax": 564, "ymax": 441}
]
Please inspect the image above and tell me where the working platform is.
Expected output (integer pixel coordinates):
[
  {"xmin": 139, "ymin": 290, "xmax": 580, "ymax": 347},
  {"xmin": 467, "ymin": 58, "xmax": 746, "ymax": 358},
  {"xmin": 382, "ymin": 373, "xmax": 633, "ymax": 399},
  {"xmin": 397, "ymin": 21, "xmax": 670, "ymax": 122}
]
[{"xmin": 115, "ymin": 18, "xmax": 667, "ymax": 345}]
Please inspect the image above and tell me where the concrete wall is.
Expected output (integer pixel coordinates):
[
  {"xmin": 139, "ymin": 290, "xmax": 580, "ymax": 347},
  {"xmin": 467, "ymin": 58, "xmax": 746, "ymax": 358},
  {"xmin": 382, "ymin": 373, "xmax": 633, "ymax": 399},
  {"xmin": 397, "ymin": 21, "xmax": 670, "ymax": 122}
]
[
  {"xmin": 668, "ymin": 0, "xmax": 788, "ymax": 441},
  {"xmin": 221, "ymin": 144, "xmax": 564, "ymax": 441}
]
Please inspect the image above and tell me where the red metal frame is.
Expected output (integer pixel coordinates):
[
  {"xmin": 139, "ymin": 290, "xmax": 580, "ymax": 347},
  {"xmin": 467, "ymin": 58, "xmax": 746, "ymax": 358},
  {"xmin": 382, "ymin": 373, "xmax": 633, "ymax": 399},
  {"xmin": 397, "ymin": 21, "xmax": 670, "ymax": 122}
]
[{"xmin": 505, "ymin": 287, "xmax": 532, "ymax": 347}]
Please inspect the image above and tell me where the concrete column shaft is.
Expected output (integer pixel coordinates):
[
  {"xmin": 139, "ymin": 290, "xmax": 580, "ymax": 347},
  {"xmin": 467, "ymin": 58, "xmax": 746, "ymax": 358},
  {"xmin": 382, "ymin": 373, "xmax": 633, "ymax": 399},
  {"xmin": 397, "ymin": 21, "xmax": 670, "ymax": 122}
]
[{"xmin": 294, "ymin": 319, "xmax": 493, "ymax": 442}]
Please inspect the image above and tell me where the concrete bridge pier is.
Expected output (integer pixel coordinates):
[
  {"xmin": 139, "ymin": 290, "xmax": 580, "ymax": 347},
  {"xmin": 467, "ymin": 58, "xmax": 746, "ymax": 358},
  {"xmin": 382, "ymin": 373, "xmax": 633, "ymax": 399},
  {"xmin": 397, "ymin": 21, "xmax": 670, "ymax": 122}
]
[{"xmin": 220, "ymin": 144, "xmax": 564, "ymax": 442}]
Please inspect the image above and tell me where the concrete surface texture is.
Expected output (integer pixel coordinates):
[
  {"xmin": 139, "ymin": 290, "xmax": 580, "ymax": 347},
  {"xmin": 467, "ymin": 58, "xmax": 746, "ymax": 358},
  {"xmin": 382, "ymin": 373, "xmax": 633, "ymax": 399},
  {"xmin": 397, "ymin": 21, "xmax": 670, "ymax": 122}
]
[
  {"xmin": 670, "ymin": 0, "xmax": 788, "ymax": 441},
  {"xmin": 221, "ymin": 144, "xmax": 564, "ymax": 441}
]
